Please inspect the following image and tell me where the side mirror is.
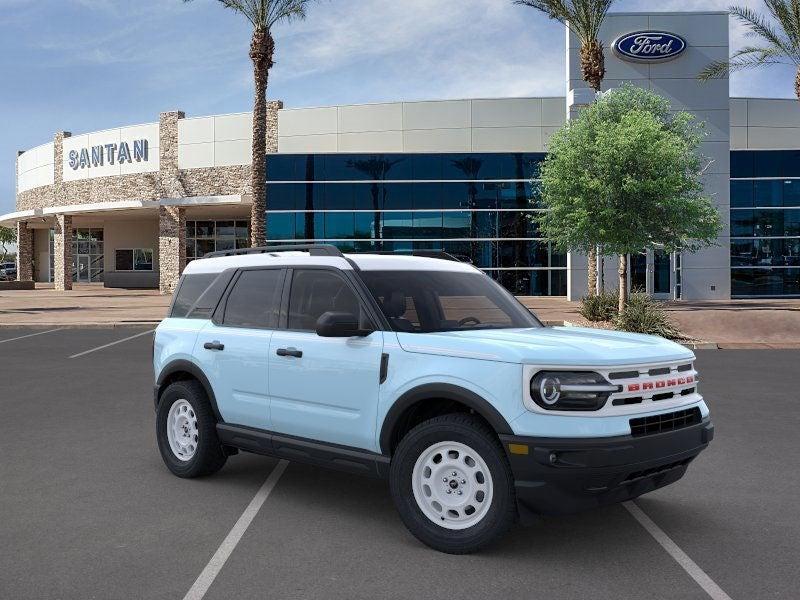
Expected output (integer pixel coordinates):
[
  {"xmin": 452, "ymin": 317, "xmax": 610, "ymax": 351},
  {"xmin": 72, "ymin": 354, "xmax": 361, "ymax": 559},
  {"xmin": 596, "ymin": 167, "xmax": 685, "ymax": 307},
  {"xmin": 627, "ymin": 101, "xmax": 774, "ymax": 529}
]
[{"xmin": 315, "ymin": 311, "xmax": 372, "ymax": 338}]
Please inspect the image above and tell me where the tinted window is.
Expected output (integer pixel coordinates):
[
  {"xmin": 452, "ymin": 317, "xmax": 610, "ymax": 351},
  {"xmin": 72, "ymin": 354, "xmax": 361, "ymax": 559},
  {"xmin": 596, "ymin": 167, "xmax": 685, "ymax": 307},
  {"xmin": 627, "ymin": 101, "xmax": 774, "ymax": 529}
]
[
  {"xmin": 223, "ymin": 269, "xmax": 284, "ymax": 328},
  {"xmin": 360, "ymin": 270, "xmax": 541, "ymax": 333},
  {"xmin": 171, "ymin": 273, "xmax": 218, "ymax": 318},
  {"xmin": 287, "ymin": 270, "xmax": 365, "ymax": 331}
]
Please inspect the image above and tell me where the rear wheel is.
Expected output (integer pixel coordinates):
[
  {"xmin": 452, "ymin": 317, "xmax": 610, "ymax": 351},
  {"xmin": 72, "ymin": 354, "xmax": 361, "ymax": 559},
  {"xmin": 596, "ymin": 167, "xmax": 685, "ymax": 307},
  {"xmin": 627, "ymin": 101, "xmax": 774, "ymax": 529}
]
[
  {"xmin": 156, "ymin": 380, "xmax": 227, "ymax": 478},
  {"xmin": 390, "ymin": 414, "xmax": 517, "ymax": 554}
]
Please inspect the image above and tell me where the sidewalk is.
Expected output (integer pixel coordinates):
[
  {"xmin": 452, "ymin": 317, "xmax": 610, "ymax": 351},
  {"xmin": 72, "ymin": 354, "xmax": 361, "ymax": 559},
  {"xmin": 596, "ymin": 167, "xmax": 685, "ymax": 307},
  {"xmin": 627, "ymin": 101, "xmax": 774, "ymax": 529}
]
[
  {"xmin": 0, "ymin": 283, "xmax": 169, "ymax": 327},
  {"xmin": 2, "ymin": 285, "xmax": 799, "ymax": 347},
  {"xmin": 519, "ymin": 296, "xmax": 800, "ymax": 348}
]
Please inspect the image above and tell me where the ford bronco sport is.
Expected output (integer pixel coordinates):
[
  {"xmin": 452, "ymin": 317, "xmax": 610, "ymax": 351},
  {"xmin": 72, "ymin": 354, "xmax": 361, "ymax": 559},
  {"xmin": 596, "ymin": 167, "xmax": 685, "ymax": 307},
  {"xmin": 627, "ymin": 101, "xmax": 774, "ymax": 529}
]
[{"xmin": 153, "ymin": 244, "xmax": 713, "ymax": 554}]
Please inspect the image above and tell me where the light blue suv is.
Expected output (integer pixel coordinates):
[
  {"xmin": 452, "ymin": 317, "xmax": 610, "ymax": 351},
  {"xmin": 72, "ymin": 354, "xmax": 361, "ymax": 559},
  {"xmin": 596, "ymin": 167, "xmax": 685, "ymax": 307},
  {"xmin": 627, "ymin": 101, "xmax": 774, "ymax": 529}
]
[{"xmin": 153, "ymin": 245, "xmax": 713, "ymax": 553}]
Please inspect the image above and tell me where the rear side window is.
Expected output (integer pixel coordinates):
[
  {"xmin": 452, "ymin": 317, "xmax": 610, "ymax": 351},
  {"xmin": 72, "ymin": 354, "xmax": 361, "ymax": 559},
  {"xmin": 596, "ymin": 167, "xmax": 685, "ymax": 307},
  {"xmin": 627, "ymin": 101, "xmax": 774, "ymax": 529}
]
[
  {"xmin": 171, "ymin": 273, "xmax": 217, "ymax": 318},
  {"xmin": 222, "ymin": 269, "xmax": 284, "ymax": 329}
]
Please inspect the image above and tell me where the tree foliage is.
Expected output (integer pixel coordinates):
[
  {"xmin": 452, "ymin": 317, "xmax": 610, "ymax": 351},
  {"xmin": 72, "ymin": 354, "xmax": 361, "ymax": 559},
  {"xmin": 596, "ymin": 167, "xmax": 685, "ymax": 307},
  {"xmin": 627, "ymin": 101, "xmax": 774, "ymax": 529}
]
[
  {"xmin": 0, "ymin": 226, "xmax": 15, "ymax": 262},
  {"xmin": 699, "ymin": 2, "xmax": 800, "ymax": 100},
  {"xmin": 534, "ymin": 85, "xmax": 722, "ymax": 308}
]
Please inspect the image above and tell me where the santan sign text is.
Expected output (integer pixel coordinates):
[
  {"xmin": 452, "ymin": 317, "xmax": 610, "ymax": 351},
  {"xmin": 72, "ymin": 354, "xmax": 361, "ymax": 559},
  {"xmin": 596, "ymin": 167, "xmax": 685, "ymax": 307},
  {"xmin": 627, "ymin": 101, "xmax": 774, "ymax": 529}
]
[{"xmin": 68, "ymin": 139, "xmax": 149, "ymax": 170}]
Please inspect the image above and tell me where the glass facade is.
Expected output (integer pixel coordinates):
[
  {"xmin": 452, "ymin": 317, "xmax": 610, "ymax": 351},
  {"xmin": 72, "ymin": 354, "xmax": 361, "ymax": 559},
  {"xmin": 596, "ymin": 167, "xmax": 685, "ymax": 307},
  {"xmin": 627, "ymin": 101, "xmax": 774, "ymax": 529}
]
[
  {"xmin": 731, "ymin": 151, "xmax": 800, "ymax": 296},
  {"xmin": 186, "ymin": 220, "xmax": 251, "ymax": 263},
  {"xmin": 264, "ymin": 153, "xmax": 567, "ymax": 295}
]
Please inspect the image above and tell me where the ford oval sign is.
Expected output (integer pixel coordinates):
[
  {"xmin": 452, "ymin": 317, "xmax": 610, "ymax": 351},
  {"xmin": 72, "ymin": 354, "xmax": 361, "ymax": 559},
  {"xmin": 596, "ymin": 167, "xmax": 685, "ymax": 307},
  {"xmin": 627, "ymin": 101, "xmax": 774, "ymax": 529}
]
[{"xmin": 613, "ymin": 31, "xmax": 687, "ymax": 63}]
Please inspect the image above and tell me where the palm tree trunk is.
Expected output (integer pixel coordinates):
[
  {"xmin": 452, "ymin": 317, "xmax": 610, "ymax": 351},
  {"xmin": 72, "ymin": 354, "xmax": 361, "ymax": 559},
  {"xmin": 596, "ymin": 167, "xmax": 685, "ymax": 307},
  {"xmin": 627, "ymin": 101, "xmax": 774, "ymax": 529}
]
[
  {"xmin": 580, "ymin": 39, "xmax": 604, "ymax": 295},
  {"xmin": 618, "ymin": 254, "xmax": 628, "ymax": 314},
  {"xmin": 580, "ymin": 40, "xmax": 605, "ymax": 93},
  {"xmin": 249, "ymin": 29, "xmax": 274, "ymax": 248},
  {"xmin": 796, "ymin": 67, "xmax": 800, "ymax": 102}
]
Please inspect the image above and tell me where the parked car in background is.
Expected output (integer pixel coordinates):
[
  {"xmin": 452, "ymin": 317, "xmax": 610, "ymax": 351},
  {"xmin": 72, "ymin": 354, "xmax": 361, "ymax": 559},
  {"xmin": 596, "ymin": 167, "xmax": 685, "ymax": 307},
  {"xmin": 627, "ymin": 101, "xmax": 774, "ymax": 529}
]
[
  {"xmin": 0, "ymin": 262, "xmax": 16, "ymax": 281},
  {"xmin": 153, "ymin": 245, "xmax": 714, "ymax": 554}
]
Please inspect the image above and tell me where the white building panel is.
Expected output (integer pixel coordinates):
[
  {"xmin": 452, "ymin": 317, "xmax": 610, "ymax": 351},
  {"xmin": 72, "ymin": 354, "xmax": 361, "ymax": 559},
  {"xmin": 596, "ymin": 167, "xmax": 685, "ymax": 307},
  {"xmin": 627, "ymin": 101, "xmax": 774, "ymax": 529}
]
[
  {"xmin": 278, "ymin": 134, "xmax": 338, "ymax": 153},
  {"xmin": 472, "ymin": 127, "xmax": 543, "ymax": 152},
  {"xmin": 338, "ymin": 130, "xmax": 404, "ymax": 152},
  {"xmin": 403, "ymin": 100, "xmax": 471, "ymax": 130},
  {"xmin": 179, "ymin": 117, "xmax": 214, "ymax": 145},
  {"xmin": 730, "ymin": 126, "xmax": 748, "ymax": 149},
  {"xmin": 178, "ymin": 142, "xmax": 214, "ymax": 170},
  {"xmin": 747, "ymin": 98, "xmax": 800, "ymax": 129},
  {"xmin": 338, "ymin": 103, "xmax": 403, "ymax": 133},
  {"xmin": 278, "ymin": 107, "xmax": 338, "ymax": 137},
  {"xmin": 402, "ymin": 128, "xmax": 471, "ymax": 153},
  {"xmin": 214, "ymin": 113, "xmax": 252, "ymax": 142},
  {"xmin": 729, "ymin": 99, "xmax": 748, "ymax": 127},
  {"xmin": 648, "ymin": 12, "xmax": 729, "ymax": 48},
  {"xmin": 471, "ymin": 98, "xmax": 542, "ymax": 128},
  {"xmin": 214, "ymin": 139, "xmax": 250, "ymax": 167},
  {"xmin": 746, "ymin": 127, "xmax": 800, "ymax": 150},
  {"xmin": 541, "ymin": 98, "xmax": 566, "ymax": 127}
]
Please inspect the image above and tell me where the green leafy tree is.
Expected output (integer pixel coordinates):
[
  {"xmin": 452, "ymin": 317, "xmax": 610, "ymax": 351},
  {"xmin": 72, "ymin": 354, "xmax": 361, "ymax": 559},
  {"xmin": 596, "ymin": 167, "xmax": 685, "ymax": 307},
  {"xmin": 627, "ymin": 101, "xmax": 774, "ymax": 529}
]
[
  {"xmin": 535, "ymin": 85, "xmax": 722, "ymax": 313},
  {"xmin": 184, "ymin": 0, "xmax": 315, "ymax": 247},
  {"xmin": 699, "ymin": 2, "xmax": 800, "ymax": 100},
  {"xmin": 0, "ymin": 226, "xmax": 15, "ymax": 263},
  {"xmin": 515, "ymin": 0, "xmax": 616, "ymax": 295}
]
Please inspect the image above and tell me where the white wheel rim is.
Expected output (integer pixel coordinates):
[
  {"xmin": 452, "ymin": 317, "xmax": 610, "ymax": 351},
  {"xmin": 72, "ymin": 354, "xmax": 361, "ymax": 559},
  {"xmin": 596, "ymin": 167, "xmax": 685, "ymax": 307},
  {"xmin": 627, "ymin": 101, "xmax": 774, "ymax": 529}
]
[
  {"xmin": 166, "ymin": 399, "xmax": 199, "ymax": 462},
  {"xmin": 411, "ymin": 441, "xmax": 494, "ymax": 530}
]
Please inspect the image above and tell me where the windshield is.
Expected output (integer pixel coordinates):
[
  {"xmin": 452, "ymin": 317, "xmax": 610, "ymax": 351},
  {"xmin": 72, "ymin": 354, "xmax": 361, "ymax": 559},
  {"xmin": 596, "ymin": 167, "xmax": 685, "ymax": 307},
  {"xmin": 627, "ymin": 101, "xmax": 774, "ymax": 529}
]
[{"xmin": 359, "ymin": 270, "xmax": 542, "ymax": 333}]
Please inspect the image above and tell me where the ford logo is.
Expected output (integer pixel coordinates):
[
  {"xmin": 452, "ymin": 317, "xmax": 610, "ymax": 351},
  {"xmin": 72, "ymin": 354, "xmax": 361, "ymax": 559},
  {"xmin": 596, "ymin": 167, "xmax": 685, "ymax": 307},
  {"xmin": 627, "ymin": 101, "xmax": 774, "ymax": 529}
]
[{"xmin": 613, "ymin": 31, "xmax": 687, "ymax": 62}]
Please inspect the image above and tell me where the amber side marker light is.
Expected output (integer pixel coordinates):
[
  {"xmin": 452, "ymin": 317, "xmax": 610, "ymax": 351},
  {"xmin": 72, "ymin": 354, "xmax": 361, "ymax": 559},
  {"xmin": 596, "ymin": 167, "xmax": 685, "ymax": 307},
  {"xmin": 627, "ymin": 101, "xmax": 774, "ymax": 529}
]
[{"xmin": 508, "ymin": 443, "xmax": 529, "ymax": 455}]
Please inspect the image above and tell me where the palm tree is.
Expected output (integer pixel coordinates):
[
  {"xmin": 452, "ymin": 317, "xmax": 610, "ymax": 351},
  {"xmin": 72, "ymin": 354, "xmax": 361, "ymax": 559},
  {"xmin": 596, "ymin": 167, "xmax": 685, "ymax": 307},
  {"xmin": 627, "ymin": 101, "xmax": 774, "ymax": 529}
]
[
  {"xmin": 185, "ymin": 0, "xmax": 314, "ymax": 247},
  {"xmin": 515, "ymin": 0, "xmax": 616, "ymax": 296},
  {"xmin": 699, "ymin": 3, "xmax": 800, "ymax": 101}
]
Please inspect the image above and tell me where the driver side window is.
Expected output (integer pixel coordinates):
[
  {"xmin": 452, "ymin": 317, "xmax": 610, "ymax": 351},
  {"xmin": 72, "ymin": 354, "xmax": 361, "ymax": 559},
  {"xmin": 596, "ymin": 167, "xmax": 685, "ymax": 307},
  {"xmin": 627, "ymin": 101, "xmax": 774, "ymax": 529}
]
[{"xmin": 287, "ymin": 269, "xmax": 367, "ymax": 331}]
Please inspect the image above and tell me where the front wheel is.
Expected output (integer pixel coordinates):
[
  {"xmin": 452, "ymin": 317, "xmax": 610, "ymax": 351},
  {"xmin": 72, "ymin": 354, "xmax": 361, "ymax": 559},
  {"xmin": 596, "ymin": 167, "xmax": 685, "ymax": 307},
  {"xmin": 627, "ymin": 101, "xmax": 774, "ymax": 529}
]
[{"xmin": 389, "ymin": 414, "xmax": 517, "ymax": 554}]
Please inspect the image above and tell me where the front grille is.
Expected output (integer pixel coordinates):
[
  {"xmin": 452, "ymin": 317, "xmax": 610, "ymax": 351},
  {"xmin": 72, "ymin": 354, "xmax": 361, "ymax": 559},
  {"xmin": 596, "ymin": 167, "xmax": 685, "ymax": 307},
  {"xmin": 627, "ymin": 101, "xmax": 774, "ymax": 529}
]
[{"xmin": 629, "ymin": 407, "xmax": 702, "ymax": 437}]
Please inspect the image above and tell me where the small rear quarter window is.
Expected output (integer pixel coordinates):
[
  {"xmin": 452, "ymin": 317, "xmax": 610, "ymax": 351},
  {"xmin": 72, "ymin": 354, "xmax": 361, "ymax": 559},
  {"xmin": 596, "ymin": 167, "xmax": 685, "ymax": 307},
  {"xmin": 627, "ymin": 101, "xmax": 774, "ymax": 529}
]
[{"xmin": 171, "ymin": 273, "xmax": 218, "ymax": 318}]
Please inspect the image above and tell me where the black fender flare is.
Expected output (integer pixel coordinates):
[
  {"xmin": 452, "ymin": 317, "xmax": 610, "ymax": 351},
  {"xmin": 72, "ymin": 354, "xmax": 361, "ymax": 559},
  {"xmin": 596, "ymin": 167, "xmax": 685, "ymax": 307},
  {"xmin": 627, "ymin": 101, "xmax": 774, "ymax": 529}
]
[
  {"xmin": 379, "ymin": 383, "xmax": 513, "ymax": 454},
  {"xmin": 155, "ymin": 359, "xmax": 223, "ymax": 422}
]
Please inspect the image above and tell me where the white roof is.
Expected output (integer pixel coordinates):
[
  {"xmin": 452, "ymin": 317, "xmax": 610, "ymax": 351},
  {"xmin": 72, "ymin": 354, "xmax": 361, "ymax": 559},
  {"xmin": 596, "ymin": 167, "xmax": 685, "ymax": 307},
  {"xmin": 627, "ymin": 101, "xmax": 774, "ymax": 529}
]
[{"xmin": 182, "ymin": 251, "xmax": 478, "ymax": 275}]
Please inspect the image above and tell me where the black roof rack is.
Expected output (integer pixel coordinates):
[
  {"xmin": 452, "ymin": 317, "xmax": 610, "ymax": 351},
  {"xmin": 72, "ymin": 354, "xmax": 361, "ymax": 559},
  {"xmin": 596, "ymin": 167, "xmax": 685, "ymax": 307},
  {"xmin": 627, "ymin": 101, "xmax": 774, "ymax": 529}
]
[
  {"xmin": 202, "ymin": 244, "xmax": 344, "ymax": 259},
  {"xmin": 353, "ymin": 250, "xmax": 471, "ymax": 263}
]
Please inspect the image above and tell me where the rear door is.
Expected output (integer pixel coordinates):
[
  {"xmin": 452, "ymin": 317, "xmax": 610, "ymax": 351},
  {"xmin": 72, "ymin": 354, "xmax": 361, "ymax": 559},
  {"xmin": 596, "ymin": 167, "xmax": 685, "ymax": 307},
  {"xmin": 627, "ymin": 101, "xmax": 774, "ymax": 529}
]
[
  {"xmin": 195, "ymin": 268, "xmax": 285, "ymax": 430},
  {"xmin": 268, "ymin": 268, "xmax": 384, "ymax": 450}
]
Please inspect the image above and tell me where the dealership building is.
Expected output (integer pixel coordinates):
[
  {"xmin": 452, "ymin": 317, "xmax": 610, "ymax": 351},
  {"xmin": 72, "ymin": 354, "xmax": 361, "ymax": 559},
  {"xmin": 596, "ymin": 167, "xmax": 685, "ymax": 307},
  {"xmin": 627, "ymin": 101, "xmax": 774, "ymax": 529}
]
[{"xmin": 4, "ymin": 10, "xmax": 800, "ymax": 299}]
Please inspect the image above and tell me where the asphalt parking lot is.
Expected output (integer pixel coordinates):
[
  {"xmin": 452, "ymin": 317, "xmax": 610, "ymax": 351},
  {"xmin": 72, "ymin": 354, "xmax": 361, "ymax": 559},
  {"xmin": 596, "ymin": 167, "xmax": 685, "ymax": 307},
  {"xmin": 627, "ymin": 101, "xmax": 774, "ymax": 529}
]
[{"xmin": 1, "ymin": 328, "xmax": 798, "ymax": 600}]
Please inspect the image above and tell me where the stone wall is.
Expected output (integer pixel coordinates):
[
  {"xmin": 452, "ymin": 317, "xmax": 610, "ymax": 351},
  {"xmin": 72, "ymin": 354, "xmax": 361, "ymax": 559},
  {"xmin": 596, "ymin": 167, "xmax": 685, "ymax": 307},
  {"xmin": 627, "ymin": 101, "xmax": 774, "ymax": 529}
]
[
  {"xmin": 53, "ymin": 214, "xmax": 73, "ymax": 291},
  {"xmin": 158, "ymin": 206, "xmax": 185, "ymax": 295},
  {"xmin": 16, "ymin": 222, "xmax": 33, "ymax": 282}
]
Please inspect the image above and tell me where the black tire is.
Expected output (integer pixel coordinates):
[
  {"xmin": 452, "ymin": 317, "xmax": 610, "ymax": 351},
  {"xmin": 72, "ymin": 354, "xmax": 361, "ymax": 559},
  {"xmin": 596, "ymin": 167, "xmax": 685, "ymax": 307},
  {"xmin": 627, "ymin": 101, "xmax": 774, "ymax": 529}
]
[
  {"xmin": 156, "ymin": 380, "xmax": 227, "ymax": 478},
  {"xmin": 389, "ymin": 413, "xmax": 517, "ymax": 554}
]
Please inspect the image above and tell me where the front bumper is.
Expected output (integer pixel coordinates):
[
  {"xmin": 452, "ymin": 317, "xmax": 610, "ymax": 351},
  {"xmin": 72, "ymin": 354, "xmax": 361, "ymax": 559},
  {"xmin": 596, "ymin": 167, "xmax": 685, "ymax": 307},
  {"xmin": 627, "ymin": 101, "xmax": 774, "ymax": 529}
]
[{"xmin": 499, "ymin": 417, "xmax": 713, "ymax": 516}]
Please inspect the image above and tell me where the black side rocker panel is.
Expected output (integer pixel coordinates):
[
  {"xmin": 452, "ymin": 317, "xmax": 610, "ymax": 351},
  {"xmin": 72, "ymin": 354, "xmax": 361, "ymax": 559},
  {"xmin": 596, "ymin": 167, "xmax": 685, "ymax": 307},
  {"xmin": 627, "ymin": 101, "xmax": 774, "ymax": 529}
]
[
  {"xmin": 154, "ymin": 359, "xmax": 224, "ymax": 423},
  {"xmin": 217, "ymin": 424, "xmax": 391, "ymax": 479},
  {"xmin": 379, "ymin": 383, "xmax": 514, "ymax": 454}
]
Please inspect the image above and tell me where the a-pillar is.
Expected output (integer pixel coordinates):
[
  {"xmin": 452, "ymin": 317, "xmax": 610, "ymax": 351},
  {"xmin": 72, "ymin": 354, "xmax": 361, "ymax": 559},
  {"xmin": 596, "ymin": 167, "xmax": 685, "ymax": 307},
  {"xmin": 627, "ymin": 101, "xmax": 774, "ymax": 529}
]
[
  {"xmin": 53, "ymin": 214, "xmax": 73, "ymax": 291},
  {"xmin": 159, "ymin": 205, "xmax": 185, "ymax": 295},
  {"xmin": 16, "ymin": 221, "xmax": 33, "ymax": 282}
]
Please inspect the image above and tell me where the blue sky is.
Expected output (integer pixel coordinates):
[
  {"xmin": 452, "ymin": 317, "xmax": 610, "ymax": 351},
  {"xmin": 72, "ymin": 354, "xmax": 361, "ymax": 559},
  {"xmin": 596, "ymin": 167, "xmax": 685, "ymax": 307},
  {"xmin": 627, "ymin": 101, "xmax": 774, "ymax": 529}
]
[{"xmin": 1, "ymin": 0, "xmax": 796, "ymax": 215}]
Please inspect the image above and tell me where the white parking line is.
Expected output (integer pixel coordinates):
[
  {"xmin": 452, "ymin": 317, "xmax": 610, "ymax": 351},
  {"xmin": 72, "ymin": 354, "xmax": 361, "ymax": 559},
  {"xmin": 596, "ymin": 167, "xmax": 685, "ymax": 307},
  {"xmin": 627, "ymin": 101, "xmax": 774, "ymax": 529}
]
[
  {"xmin": 624, "ymin": 501, "xmax": 733, "ymax": 600},
  {"xmin": 68, "ymin": 329, "xmax": 155, "ymax": 359},
  {"xmin": 183, "ymin": 460, "xmax": 289, "ymax": 600},
  {"xmin": 0, "ymin": 329, "xmax": 63, "ymax": 344}
]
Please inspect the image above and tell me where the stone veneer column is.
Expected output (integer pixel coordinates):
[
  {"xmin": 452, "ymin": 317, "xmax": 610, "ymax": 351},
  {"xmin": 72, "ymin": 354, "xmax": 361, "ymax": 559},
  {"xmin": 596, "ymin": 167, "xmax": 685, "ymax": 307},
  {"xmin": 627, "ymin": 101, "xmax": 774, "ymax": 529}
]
[
  {"xmin": 16, "ymin": 221, "xmax": 33, "ymax": 282},
  {"xmin": 53, "ymin": 214, "xmax": 73, "ymax": 291},
  {"xmin": 159, "ymin": 206, "xmax": 185, "ymax": 295},
  {"xmin": 265, "ymin": 100, "xmax": 283, "ymax": 154},
  {"xmin": 158, "ymin": 111, "xmax": 186, "ymax": 294}
]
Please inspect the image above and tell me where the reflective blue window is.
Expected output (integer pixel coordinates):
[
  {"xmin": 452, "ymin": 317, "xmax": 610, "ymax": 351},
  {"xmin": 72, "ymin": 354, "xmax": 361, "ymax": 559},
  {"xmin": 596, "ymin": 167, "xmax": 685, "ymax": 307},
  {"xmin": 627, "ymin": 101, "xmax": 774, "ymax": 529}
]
[
  {"xmin": 730, "ymin": 181, "xmax": 753, "ymax": 208},
  {"xmin": 784, "ymin": 180, "xmax": 800, "ymax": 207},
  {"xmin": 411, "ymin": 154, "xmax": 442, "ymax": 180},
  {"xmin": 267, "ymin": 184, "xmax": 298, "ymax": 210},
  {"xmin": 732, "ymin": 269, "xmax": 800, "ymax": 296},
  {"xmin": 730, "ymin": 151, "xmax": 754, "ymax": 178},
  {"xmin": 266, "ymin": 213, "xmax": 295, "ymax": 240},
  {"xmin": 442, "ymin": 212, "xmax": 472, "ymax": 238},
  {"xmin": 412, "ymin": 182, "xmax": 442, "ymax": 209},
  {"xmin": 325, "ymin": 213, "xmax": 354, "ymax": 239},
  {"xmin": 380, "ymin": 183, "xmax": 413, "ymax": 210},
  {"xmin": 324, "ymin": 183, "xmax": 353, "ymax": 210},
  {"xmin": 754, "ymin": 180, "xmax": 783, "ymax": 207}
]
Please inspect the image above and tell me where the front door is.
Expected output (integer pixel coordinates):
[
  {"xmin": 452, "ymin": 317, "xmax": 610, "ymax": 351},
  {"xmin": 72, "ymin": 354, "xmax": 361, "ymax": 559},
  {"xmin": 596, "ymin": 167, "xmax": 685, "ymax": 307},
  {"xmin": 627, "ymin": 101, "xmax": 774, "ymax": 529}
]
[
  {"xmin": 194, "ymin": 268, "xmax": 285, "ymax": 430},
  {"xmin": 77, "ymin": 255, "xmax": 90, "ymax": 282},
  {"xmin": 269, "ymin": 268, "xmax": 384, "ymax": 450}
]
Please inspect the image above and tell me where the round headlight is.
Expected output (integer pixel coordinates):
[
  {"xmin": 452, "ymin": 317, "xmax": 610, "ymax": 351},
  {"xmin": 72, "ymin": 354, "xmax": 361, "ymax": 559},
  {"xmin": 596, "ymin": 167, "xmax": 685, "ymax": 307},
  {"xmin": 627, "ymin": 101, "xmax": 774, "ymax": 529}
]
[{"xmin": 538, "ymin": 376, "xmax": 561, "ymax": 405}]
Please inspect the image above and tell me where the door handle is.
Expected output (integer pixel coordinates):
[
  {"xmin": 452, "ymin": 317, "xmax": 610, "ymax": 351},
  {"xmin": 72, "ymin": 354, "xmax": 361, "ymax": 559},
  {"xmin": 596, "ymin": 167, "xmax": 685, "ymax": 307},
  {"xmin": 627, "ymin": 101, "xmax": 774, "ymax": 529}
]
[
  {"xmin": 276, "ymin": 347, "xmax": 302, "ymax": 358},
  {"xmin": 203, "ymin": 341, "xmax": 225, "ymax": 351}
]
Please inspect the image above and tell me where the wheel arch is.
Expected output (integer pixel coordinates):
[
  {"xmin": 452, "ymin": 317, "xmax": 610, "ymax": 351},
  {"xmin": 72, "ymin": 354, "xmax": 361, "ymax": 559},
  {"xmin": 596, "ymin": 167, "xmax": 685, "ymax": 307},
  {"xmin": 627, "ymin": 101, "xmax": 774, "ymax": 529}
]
[
  {"xmin": 155, "ymin": 359, "xmax": 223, "ymax": 422},
  {"xmin": 379, "ymin": 383, "xmax": 513, "ymax": 455}
]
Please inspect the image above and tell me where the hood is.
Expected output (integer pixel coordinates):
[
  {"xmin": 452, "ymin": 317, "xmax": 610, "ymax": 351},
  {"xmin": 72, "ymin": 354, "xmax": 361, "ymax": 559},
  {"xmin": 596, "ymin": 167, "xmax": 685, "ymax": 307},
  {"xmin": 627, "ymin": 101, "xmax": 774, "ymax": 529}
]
[{"xmin": 395, "ymin": 326, "xmax": 694, "ymax": 366}]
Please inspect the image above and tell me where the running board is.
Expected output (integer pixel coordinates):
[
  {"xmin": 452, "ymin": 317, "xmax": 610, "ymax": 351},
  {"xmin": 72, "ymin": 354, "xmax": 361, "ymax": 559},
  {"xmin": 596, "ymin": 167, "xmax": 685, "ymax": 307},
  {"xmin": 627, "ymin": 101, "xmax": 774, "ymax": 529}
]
[{"xmin": 216, "ymin": 423, "xmax": 390, "ymax": 479}]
